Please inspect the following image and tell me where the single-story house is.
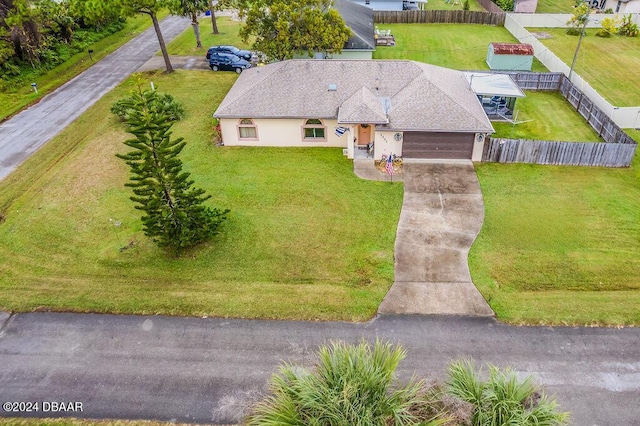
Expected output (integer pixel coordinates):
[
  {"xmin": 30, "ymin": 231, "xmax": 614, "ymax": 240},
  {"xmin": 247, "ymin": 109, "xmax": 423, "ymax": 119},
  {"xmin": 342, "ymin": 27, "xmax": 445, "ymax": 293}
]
[
  {"xmin": 330, "ymin": 0, "xmax": 376, "ymax": 60},
  {"xmin": 294, "ymin": 0, "xmax": 375, "ymax": 60},
  {"xmin": 346, "ymin": 0, "xmax": 427, "ymax": 11},
  {"xmin": 214, "ymin": 60, "xmax": 494, "ymax": 161}
]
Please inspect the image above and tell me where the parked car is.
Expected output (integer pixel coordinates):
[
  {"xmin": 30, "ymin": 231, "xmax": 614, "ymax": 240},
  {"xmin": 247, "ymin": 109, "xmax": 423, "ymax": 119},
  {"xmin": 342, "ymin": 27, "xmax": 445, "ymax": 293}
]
[
  {"xmin": 208, "ymin": 53, "xmax": 251, "ymax": 74},
  {"xmin": 206, "ymin": 45, "xmax": 252, "ymax": 61},
  {"xmin": 402, "ymin": 1, "xmax": 419, "ymax": 10}
]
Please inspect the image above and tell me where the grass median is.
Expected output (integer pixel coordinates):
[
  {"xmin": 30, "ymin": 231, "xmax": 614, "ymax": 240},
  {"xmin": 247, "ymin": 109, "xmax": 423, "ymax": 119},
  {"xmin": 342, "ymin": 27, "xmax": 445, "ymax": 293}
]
[{"xmin": 0, "ymin": 70, "xmax": 403, "ymax": 321}]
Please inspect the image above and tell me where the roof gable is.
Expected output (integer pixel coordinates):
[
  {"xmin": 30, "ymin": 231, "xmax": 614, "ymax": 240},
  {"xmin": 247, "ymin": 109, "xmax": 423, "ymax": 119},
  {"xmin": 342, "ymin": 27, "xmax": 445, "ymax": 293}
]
[{"xmin": 338, "ymin": 87, "xmax": 389, "ymax": 124}]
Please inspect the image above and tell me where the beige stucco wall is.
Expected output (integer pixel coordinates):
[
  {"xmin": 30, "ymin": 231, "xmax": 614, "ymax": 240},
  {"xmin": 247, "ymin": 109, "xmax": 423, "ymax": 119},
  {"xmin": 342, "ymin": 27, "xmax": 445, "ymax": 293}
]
[
  {"xmin": 374, "ymin": 131, "xmax": 403, "ymax": 160},
  {"xmin": 220, "ymin": 118, "xmax": 350, "ymax": 148}
]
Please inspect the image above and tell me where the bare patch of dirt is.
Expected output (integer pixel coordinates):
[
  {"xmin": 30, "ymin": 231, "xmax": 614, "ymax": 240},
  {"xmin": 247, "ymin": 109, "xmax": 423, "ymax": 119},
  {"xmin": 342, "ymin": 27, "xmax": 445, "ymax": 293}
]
[{"xmin": 530, "ymin": 31, "xmax": 553, "ymax": 39}]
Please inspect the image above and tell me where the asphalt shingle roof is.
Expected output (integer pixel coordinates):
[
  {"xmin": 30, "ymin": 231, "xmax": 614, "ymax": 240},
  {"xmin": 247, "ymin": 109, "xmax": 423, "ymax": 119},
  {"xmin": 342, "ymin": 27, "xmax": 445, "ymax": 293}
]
[
  {"xmin": 214, "ymin": 60, "xmax": 494, "ymax": 133},
  {"xmin": 338, "ymin": 87, "xmax": 389, "ymax": 124},
  {"xmin": 333, "ymin": 0, "xmax": 376, "ymax": 51}
]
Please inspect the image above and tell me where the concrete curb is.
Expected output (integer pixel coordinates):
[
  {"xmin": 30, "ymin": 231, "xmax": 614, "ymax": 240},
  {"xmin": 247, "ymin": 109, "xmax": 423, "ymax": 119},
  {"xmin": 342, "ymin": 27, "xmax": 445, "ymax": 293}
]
[{"xmin": 0, "ymin": 311, "xmax": 12, "ymax": 335}]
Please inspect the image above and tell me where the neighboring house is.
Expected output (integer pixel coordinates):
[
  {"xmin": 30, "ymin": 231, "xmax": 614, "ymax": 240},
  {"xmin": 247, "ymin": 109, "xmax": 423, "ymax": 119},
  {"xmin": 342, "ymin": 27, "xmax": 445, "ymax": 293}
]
[
  {"xmin": 295, "ymin": 0, "xmax": 376, "ymax": 60},
  {"xmin": 347, "ymin": 0, "xmax": 426, "ymax": 11},
  {"xmin": 603, "ymin": 0, "xmax": 640, "ymax": 12},
  {"xmin": 214, "ymin": 60, "xmax": 494, "ymax": 161},
  {"xmin": 329, "ymin": 0, "xmax": 376, "ymax": 59},
  {"xmin": 591, "ymin": 0, "xmax": 640, "ymax": 12}
]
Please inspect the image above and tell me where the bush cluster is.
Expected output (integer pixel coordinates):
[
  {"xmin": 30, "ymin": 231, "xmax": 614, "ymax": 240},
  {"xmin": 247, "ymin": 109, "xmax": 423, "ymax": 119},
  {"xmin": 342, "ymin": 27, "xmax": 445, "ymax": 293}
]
[
  {"xmin": 247, "ymin": 340, "xmax": 569, "ymax": 426},
  {"xmin": 492, "ymin": 0, "xmax": 514, "ymax": 11}
]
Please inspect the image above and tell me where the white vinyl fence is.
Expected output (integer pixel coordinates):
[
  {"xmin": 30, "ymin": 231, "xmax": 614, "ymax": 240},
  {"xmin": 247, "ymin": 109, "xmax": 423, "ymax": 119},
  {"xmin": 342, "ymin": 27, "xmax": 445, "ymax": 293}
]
[{"xmin": 504, "ymin": 13, "xmax": 640, "ymax": 129}]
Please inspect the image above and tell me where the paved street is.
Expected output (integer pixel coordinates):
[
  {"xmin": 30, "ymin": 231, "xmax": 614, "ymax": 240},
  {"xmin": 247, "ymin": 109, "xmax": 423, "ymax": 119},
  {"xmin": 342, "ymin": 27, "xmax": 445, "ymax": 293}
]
[
  {"xmin": 0, "ymin": 16, "xmax": 190, "ymax": 181},
  {"xmin": 0, "ymin": 312, "xmax": 638, "ymax": 425}
]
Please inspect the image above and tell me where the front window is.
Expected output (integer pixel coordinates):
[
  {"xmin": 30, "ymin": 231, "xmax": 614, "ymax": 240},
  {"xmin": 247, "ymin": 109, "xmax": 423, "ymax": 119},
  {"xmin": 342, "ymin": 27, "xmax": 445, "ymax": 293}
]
[
  {"xmin": 238, "ymin": 118, "xmax": 257, "ymax": 139},
  {"xmin": 302, "ymin": 119, "xmax": 326, "ymax": 141}
]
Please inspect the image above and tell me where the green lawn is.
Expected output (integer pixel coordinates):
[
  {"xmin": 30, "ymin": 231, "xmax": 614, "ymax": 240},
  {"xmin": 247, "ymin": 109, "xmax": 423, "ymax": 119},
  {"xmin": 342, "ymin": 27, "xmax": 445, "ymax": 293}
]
[
  {"xmin": 373, "ymin": 24, "xmax": 548, "ymax": 71},
  {"xmin": 421, "ymin": 0, "xmax": 486, "ymax": 11},
  {"xmin": 167, "ymin": 16, "xmax": 251, "ymax": 55},
  {"xmin": 0, "ymin": 12, "xmax": 167, "ymax": 122},
  {"xmin": 471, "ymin": 149, "xmax": 640, "ymax": 326},
  {"xmin": 0, "ymin": 70, "xmax": 403, "ymax": 322},
  {"xmin": 535, "ymin": 0, "xmax": 575, "ymax": 13},
  {"xmin": 492, "ymin": 91, "xmax": 602, "ymax": 141},
  {"xmin": 530, "ymin": 28, "xmax": 640, "ymax": 106}
]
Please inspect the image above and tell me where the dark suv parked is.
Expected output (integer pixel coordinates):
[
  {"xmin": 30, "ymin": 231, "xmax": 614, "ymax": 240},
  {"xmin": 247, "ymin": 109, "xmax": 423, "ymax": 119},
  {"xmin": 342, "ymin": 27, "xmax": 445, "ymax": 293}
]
[
  {"xmin": 208, "ymin": 53, "xmax": 251, "ymax": 73},
  {"xmin": 206, "ymin": 45, "xmax": 252, "ymax": 61}
]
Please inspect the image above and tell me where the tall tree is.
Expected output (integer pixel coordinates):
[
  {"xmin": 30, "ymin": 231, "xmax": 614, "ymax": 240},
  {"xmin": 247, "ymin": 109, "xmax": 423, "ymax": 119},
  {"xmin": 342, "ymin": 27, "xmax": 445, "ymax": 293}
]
[
  {"xmin": 1, "ymin": 0, "xmax": 43, "ymax": 65},
  {"xmin": 68, "ymin": 0, "xmax": 123, "ymax": 29},
  {"xmin": 208, "ymin": 0, "xmax": 237, "ymax": 35},
  {"xmin": 238, "ymin": 0, "xmax": 350, "ymax": 61},
  {"xmin": 114, "ymin": 83, "xmax": 229, "ymax": 254},
  {"xmin": 171, "ymin": 0, "xmax": 208, "ymax": 48},
  {"xmin": 113, "ymin": 0, "xmax": 177, "ymax": 72},
  {"xmin": 208, "ymin": 0, "xmax": 218, "ymax": 34}
]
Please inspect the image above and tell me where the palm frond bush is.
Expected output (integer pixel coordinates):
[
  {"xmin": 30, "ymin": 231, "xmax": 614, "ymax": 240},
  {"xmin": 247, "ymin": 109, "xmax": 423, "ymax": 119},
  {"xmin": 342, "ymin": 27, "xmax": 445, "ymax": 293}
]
[
  {"xmin": 447, "ymin": 359, "xmax": 569, "ymax": 426},
  {"xmin": 246, "ymin": 340, "xmax": 448, "ymax": 426}
]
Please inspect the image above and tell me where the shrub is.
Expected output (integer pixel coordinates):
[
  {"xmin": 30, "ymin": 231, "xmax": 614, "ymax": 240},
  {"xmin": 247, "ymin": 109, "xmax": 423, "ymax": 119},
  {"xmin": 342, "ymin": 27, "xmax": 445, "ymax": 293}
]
[
  {"xmin": 618, "ymin": 14, "xmax": 639, "ymax": 37},
  {"xmin": 447, "ymin": 359, "xmax": 570, "ymax": 426},
  {"xmin": 463, "ymin": 0, "xmax": 470, "ymax": 10},
  {"xmin": 492, "ymin": 0, "xmax": 514, "ymax": 11},
  {"xmin": 247, "ymin": 340, "xmax": 451, "ymax": 426},
  {"xmin": 566, "ymin": 2, "xmax": 590, "ymax": 36},
  {"xmin": 247, "ymin": 341, "xmax": 570, "ymax": 426},
  {"xmin": 596, "ymin": 16, "xmax": 620, "ymax": 37}
]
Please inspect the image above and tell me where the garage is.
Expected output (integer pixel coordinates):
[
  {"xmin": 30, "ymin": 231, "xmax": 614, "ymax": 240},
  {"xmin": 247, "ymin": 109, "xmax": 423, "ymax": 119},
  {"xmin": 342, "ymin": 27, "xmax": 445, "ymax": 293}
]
[{"xmin": 402, "ymin": 132, "xmax": 475, "ymax": 160}]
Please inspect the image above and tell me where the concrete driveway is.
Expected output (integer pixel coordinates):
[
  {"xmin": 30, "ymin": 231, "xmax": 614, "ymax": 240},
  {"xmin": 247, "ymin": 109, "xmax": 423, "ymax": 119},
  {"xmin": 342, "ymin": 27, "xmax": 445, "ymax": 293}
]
[{"xmin": 379, "ymin": 161, "xmax": 493, "ymax": 316}]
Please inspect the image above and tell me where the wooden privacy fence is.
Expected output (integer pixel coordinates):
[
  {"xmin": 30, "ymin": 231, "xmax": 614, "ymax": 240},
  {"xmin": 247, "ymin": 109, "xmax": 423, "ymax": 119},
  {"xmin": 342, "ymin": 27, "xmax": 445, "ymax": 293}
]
[
  {"xmin": 475, "ymin": 0, "xmax": 505, "ymax": 13},
  {"xmin": 559, "ymin": 78, "xmax": 635, "ymax": 145},
  {"xmin": 488, "ymin": 71, "xmax": 562, "ymax": 91},
  {"xmin": 373, "ymin": 10, "xmax": 505, "ymax": 25},
  {"xmin": 478, "ymin": 72, "xmax": 637, "ymax": 167},
  {"xmin": 483, "ymin": 139, "xmax": 637, "ymax": 167}
]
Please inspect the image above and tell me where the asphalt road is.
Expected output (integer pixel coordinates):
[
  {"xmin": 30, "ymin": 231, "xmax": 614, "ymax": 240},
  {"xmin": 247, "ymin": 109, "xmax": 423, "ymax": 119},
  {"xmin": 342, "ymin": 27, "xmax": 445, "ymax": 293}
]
[
  {"xmin": 0, "ymin": 15, "xmax": 190, "ymax": 182},
  {"xmin": 0, "ymin": 312, "xmax": 638, "ymax": 425}
]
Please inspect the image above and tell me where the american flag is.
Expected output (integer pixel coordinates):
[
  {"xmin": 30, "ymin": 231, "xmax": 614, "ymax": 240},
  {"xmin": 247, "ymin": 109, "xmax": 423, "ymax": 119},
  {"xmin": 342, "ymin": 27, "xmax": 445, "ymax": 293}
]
[{"xmin": 385, "ymin": 155, "xmax": 394, "ymax": 176}]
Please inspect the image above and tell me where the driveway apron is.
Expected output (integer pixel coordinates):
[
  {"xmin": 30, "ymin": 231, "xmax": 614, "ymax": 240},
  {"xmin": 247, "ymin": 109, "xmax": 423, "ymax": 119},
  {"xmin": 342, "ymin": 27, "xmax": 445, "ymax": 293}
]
[
  {"xmin": 0, "ymin": 16, "xmax": 190, "ymax": 181},
  {"xmin": 379, "ymin": 161, "xmax": 494, "ymax": 316}
]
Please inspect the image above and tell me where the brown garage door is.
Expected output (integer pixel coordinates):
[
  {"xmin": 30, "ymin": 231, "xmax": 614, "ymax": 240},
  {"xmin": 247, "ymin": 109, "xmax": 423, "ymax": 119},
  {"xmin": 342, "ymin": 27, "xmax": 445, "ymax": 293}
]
[{"xmin": 403, "ymin": 132, "xmax": 474, "ymax": 159}]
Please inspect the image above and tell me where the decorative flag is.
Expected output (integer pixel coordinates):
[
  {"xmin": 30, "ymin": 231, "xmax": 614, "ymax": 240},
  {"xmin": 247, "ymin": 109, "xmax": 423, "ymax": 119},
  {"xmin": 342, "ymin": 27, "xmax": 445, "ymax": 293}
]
[
  {"xmin": 335, "ymin": 126, "xmax": 348, "ymax": 136},
  {"xmin": 385, "ymin": 154, "xmax": 394, "ymax": 176}
]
